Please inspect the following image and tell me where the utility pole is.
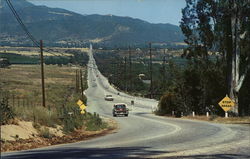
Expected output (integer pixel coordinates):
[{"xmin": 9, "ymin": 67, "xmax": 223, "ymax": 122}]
[
  {"xmin": 162, "ymin": 49, "xmax": 167, "ymax": 92},
  {"xmin": 129, "ymin": 46, "xmax": 132, "ymax": 90},
  {"xmin": 118, "ymin": 59, "xmax": 122, "ymax": 82},
  {"xmin": 115, "ymin": 62, "xmax": 119, "ymax": 84},
  {"xmin": 124, "ymin": 57, "xmax": 127, "ymax": 92},
  {"xmin": 111, "ymin": 62, "xmax": 115, "ymax": 84},
  {"xmin": 149, "ymin": 42, "xmax": 153, "ymax": 99},
  {"xmin": 40, "ymin": 40, "xmax": 46, "ymax": 107},
  {"xmin": 80, "ymin": 69, "xmax": 84, "ymax": 99},
  {"xmin": 76, "ymin": 69, "xmax": 79, "ymax": 92}
]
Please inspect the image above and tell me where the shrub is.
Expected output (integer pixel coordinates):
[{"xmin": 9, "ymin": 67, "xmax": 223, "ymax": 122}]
[
  {"xmin": 155, "ymin": 92, "xmax": 178, "ymax": 115},
  {"xmin": 0, "ymin": 98, "xmax": 15, "ymax": 125},
  {"xmin": 14, "ymin": 106, "xmax": 59, "ymax": 127},
  {"xmin": 62, "ymin": 104, "xmax": 85, "ymax": 133},
  {"xmin": 39, "ymin": 127, "xmax": 53, "ymax": 139},
  {"xmin": 85, "ymin": 112, "xmax": 107, "ymax": 131},
  {"xmin": 33, "ymin": 122, "xmax": 41, "ymax": 129},
  {"xmin": 63, "ymin": 116, "xmax": 76, "ymax": 133}
]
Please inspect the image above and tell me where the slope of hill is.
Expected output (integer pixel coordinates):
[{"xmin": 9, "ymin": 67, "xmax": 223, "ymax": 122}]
[{"xmin": 0, "ymin": 0, "xmax": 184, "ymax": 47}]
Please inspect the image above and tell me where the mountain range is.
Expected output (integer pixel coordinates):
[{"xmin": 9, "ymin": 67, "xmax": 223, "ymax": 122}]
[{"xmin": 0, "ymin": 0, "xmax": 184, "ymax": 47}]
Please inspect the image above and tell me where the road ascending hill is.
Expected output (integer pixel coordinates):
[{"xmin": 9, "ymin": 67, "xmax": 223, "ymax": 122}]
[{"xmin": 2, "ymin": 48, "xmax": 250, "ymax": 159}]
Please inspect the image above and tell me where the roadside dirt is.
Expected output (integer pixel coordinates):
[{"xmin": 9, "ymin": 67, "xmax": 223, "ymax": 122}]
[
  {"xmin": 181, "ymin": 116, "xmax": 250, "ymax": 124},
  {"xmin": 0, "ymin": 118, "xmax": 118, "ymax": 152},
  {"xmin": 1, "ymin": 121, "xmax": 38, "ymax": 141}
]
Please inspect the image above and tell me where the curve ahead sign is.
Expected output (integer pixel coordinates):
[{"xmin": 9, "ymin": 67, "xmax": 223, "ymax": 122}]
[{"xmin": 218, "ymin": 95, "xmax": 235, "ymax": 112}]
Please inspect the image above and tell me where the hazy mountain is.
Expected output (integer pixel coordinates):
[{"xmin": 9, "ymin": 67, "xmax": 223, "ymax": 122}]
[{"xmin": 0, "ymin": 0, "xmax": 184, "ymax": 47}]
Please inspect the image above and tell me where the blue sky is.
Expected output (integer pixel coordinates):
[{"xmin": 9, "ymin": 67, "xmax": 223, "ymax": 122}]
[{"xmin": 28, "ymin": 0, "xmax": 186, "ymax": 25}]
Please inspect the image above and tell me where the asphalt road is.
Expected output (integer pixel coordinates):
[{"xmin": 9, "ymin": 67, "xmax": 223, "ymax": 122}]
[{"xmin": 2, "ymin": 50, "xmax": 250, "ymax": 159}]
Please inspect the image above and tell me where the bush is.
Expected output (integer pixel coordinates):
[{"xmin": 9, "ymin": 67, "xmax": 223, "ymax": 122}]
[
  {"xmin": 85, "ymin": 112, "xmax": 107, "ymax": 131},
  {"xmin": 63, "ymin": 117, "xmax": 76, "ymax": 133},
  {"xmin": 0, "ymin": 98, "xmax": 15, "ymax": 125},
  {"xmin": 62, "ymin": 102, "xmax": 86, "ymax": 133},
  {"xmin": 62, "ymin": 109, "xmax": 107, "ymax": 133},
  {"xmin": 39, "ymin": 127, "xmax": 53, "ymax": 139},
  {"xmin": 156, "ymin": 92, "xmax": 178, "ymax": 115},
  {"xmin": 33, "ymin": 122, "xmax": 41, "ymax": 129},
  {"xmin": 14, "ymin": 106, "xmax": 59, "ymax": 127}
]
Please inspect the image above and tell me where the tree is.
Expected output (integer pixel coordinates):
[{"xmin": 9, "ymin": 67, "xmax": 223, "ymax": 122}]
[
  {"xmin": 180, "ymin": 0, "xmax": 250, "ymax": 115},
  {"xmin": 227, "ymin": 0, "xmax": 250, "ymax": 114}
]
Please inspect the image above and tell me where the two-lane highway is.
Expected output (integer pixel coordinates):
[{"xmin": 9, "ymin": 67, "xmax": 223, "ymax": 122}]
[{"xmin": 2, "ymin": 49, "xmax": 250, "ymax": 159}]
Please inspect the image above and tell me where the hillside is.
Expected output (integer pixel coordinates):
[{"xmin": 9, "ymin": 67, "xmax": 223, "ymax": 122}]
[{"xmin": 0, "ymin": 0, "xmax": 184, "ymax": 47}]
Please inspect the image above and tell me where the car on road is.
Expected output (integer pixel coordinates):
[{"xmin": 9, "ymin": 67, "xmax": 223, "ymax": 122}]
[
  {"xmin": 104, "ymin": 95, "xmax": 114, "ymax": 101},
  {"xmin": 113, "ymin": 103, "xmax": 129, "ymax": 117}
]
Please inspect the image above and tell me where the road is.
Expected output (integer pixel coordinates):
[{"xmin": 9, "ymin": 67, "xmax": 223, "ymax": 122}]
[{"xmin": 2, "ymin": 49, "xmax": 250, "ymax": 159}]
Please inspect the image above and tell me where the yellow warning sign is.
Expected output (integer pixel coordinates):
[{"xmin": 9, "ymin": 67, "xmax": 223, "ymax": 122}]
[
  {"xmin": 80, "ymin": 110, "xmax": 85, "ymax": 114},
  {"xmin": 77, "ymin": 100, "xmax": 83, "ymax": 106},
  {"xmin": 218, "ymin": 95, "xmax": 235, "ymax": 112},
  {"xmin": 80, "ymin": 104, "xmax": 86, "ymax": 110}
]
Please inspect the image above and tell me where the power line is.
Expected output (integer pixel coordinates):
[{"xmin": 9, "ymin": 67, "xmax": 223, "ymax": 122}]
[
  {"xmin": 149, "ymin": 42, "xmax": 153, "ymax": 99},
  {"xmin": 5, "ymin": 0, "xmax": 67, "ymax": 57},
  {"xmin": 6, "ymin": 0, "xmax": 40, "ymax": 47}
]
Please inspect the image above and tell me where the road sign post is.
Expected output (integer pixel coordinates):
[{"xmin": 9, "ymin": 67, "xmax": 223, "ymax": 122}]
[
  {"xmin": 218, "ymin": 95, "xmax": 235, "ymax": 118},
  {"xmin": 225, "ymin": 111, "xmax": 228, "ymax": 118}
]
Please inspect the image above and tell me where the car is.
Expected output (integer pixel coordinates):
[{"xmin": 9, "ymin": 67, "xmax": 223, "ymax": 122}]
[
  {"xmin": 113, "ymin": 103, "xmax": 129, "ymax": 117},
  {"xmin": 104, "ymin": 95, "xmax": 114, "ymax": 101}
]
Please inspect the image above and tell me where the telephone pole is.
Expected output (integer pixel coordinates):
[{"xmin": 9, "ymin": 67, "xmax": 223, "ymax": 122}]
[
  {"xmin": 129, "ymin": 46, "xmax": 132, "ymax": 90},
  {"xmin": 76, "ymin": 69, "xmax": 79, "ymax": 92},
  {"xmin": 149, "ymin": 42, "xmax": 153, "ymax": 99},
  {"xmin": 80, "ymin": 69, "xmax": 84, "ymax": 99},
  {"xmin": 40, "ymin": 40, "xmax": 46, "ymax": 107},
  {"xmin": 115, "ymin": 62, "xmax": 119, "ymax": 83},
  {"xmin": 162, "ymin": 49, "xmax": 167, "ymax": 91},
  {"xmin": 124, "ymin": 57, "xmax": 127, "ymax": 92}
]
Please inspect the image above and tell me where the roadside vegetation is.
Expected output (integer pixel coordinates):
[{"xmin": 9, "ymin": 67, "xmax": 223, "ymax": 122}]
[
  {"xmin": 182, "ymin": 116, "xmax": 250, "ymax": 124},
  {"xmin": 0, "ymin": 49, "xmax": 108, "ymax": 134},
  {"xmin": 94, "ymin": 1, "xmax": 250, "ymax": 118},
  {"xmin": 94, "ymin": 49, "xmax": 187, "ymax": 98},
  {"xmin": 0, "ymin": 47, "xmax": 88, "ymax": 65}
]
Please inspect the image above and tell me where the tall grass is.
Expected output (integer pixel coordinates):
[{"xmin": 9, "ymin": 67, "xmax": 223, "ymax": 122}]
[
  {"xmin": 1, "ymin": 64, "xmax": 107, "ymax": 133},
  {"xmin": 14, "ymin": 106, "xmax": 59, "ymax": 127}
]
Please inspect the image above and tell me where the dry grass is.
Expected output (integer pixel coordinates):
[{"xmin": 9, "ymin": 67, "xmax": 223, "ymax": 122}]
[
  {"xmin": 0, "ymin": 50, "xmax": 72, "ymax": 56},
  {"xmin": 0, "ymin": 65, "xmax": 77, "ymax": 104},
  {"xmin": 0, "ymin": 64, "xmax": 83, "ymax": 125},
  {"xmin": 0, "ymin": 46, "xmax": 89, "ymax": 57},
  {"xmin": 212, "ymin": 116, "xmax": 250, "ymax": 124},
  {"xmin": 183, "ymin": 115, "xmax": 250, "ymax": 124}
]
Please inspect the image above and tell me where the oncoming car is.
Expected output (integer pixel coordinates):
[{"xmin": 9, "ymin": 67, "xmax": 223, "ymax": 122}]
[
  {"xmin": 112, "ymin": 103, "xmax": 129, "ymax": 117},
  {"xmin": 104, "ymin": 95, "xmax": 114, "ymax": 101}
]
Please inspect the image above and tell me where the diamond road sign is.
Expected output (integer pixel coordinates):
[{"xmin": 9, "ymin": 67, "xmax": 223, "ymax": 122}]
[
  {"xmin": 80, "ymin": 104, "xmax": 86, "ymax": 110},
  {"xmin": 218, "ymin": 95, "xmax": 235, "ymax": 112},
  {"xmin": 77, "ymin": 100, "xmax": 83, "ymax": 106}
]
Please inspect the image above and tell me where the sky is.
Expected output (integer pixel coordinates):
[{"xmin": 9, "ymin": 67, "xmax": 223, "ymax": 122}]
[{"xmin": 28, "ymin": 0, "xmax": 186, "ymax": 25}]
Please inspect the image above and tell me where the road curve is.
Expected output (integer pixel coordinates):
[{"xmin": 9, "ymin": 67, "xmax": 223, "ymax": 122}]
[{"xmin": 2, "ymin": 49, "xmax": 250, "ymax": 159}]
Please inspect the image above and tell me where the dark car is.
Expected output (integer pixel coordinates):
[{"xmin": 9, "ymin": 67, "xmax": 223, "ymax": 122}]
[{"xmin": 113, "ymin": 103, "xmax": 129, "ymax": 117}]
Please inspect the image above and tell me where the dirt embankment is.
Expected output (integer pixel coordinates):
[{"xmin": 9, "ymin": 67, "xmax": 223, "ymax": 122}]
[{"xmin": 1, "ymin": 118, "xmax": 117, "ymax": 152}]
